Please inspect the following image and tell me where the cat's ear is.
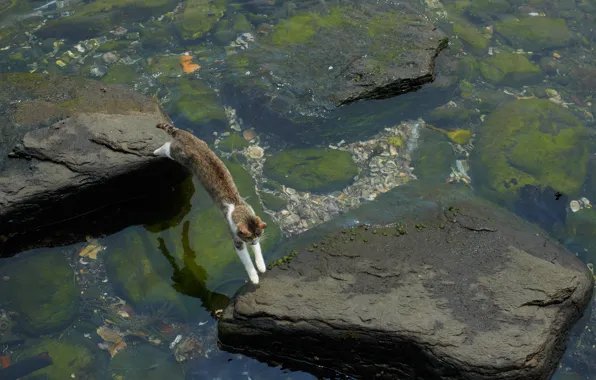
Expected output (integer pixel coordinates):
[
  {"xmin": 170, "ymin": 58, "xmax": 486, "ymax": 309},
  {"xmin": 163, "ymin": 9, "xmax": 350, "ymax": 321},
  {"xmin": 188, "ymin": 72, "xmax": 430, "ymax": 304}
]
[
  {"xmin": 237, "ymin": 223, "xmax": 251, "ymax": 236},
  {"xmin": 255, "ymin": 216, "xmax": 267, "ymax": 230}
]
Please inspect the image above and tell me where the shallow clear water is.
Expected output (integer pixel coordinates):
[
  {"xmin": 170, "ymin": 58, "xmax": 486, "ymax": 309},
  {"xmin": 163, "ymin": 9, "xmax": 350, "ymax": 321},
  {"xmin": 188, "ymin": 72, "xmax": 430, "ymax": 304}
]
[{"xmin": 0, "ymin": 0, "xmax": 595, "ymax": 378}]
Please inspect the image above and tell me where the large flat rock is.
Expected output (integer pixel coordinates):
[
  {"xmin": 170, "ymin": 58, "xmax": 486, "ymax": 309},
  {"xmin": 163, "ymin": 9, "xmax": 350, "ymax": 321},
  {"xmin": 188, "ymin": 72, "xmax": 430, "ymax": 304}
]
[
  {"xmin": 0, "ymin": 73, "xmax": 187, "ymax": 255},
  {"xmin": 213, "ymin": 0, "xmax": 447, "ymax": 123},
  {"xmin": 218, "ymin": 183, "xmax": 594, "ymax": 379}
]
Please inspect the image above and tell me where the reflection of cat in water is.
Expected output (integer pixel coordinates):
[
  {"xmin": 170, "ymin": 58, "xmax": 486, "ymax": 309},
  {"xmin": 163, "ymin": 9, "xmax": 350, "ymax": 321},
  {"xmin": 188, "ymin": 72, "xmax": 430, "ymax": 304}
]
[{"xmin": 153, "ymin": 123, "xmax": 267, "ymax": 285}]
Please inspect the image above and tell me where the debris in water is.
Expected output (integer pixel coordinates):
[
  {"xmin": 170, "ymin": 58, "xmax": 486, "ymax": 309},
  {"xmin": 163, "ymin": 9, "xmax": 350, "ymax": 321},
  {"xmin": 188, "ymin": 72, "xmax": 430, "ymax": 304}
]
[
  {"xmin": 180, "ymin": 53, "xmax": 200, "ymax": 74},
  {"xmin": 570, "ymin": 200, "xmax": 581, "ymax": 212}
]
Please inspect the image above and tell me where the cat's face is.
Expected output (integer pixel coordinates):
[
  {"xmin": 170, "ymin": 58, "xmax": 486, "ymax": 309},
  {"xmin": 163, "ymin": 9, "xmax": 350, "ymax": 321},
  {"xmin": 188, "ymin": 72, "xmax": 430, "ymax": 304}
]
[{"xmin": 237, "ymin": 216, "xmax": 267, "ymax": 245}]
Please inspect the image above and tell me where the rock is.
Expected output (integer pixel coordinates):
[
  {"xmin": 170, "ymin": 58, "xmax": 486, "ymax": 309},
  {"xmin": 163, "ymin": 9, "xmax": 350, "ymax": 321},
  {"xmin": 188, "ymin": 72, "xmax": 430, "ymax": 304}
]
[
  {"xmin": 0, "ymin": 250, "xmax": 79, "ymax": 335},
  {"xmin": 109, "ymin": 344, "xmax": 184, "ymax": 380},
  {"xmin": 217, "ymin": 132, "xmax": 250, "ymax": 152},
  {"xmin": 35, "ymin": 0, "xmax": 179, "ymax": 41},
  {"xmin": 218, "ymin": 182, "xmax": 594, "ymax": 379},
  {"xmin": 453, "ymin": 20, "xmax": 490, "ymax": 54},
  {"xmin": 218, "ymin": 1, "xmax": 447, "ymax": 121},
  {"xmin": 171, "ymin": 78, "xmax": 226, "ymax": 125},
  {"xmin": 0, "ymin": 73, "xmax": 188, "ymax": 255},
  {"xmin": 175, "ymin": 0, "xmax": 226, "ymax": 40},
  {"xmin": 472, "ymin": 99, "xmax": 588, "ymax": 204},
  {"xmin": 479, "ymin": 53, "xmax": 542, "ymax": 86},
  {"xmin": 14, "ymin": 336, "xmax": 99, "ymax": 379},
  {"xmin": 260, "ymin": 192, "xmax": 287, "ymax": 212},
  {"xmin": 102, "ymin": 52, "xmax": 119, "ymax": 64},
  {"xmin": 264, "ymin": 148, "xmax": 359, "ymax": 193},
  {"xmin": 411, "ymin": 130, "xmax": 454, "ymax": 183},
  {"xmin": 495, "ymin": 17, "xmax": 572, "ymax": 51}
]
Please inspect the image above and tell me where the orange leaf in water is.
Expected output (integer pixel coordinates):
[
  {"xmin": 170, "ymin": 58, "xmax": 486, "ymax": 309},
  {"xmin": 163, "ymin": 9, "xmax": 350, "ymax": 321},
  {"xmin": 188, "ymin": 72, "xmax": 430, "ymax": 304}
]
[
  {"xmin": 109, "ymin": 340, "xmax": 127, "ymax": 358},
  {"xmin": 180, "ymin": 54, "xmax": 200, "ymax": 74}
]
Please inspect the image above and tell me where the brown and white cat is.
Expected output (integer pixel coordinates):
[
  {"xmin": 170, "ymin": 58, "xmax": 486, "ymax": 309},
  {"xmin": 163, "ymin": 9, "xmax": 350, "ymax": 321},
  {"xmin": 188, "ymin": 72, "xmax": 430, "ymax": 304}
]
[{"xmin": 153, "ymin": 122, "xmax": 267, "ymax": 285}]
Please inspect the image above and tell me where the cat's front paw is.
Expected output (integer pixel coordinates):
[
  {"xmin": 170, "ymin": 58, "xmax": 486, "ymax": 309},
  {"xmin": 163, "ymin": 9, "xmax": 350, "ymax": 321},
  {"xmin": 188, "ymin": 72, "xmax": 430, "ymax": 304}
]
[
  {"xmin": 248, "ymin": 269, "xmax": 259, "ymax": 285},
  {"xmin": 256, "ymin": 259, "xmax": 267, "ymax": 274}
]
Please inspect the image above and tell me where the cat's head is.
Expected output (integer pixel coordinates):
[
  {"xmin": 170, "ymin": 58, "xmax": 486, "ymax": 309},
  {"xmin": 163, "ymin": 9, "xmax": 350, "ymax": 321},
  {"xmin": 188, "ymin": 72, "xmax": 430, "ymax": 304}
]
[{"xmin": 236, "ymin": 215, "xmax": 267, "ymax": 245}]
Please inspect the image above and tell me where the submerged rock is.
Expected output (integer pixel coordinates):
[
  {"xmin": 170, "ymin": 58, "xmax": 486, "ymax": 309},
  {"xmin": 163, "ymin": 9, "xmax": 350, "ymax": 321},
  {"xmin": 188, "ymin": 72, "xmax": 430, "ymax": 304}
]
[
  {"xmin": 109, "ymin": 344, "xmax": 184, "ymax": 380},
  {"xmin": 264, "ymin": 148, "xmax": 359, "ymax": 193},
  {"xmin": 0, "ymin": 250, "xmax": 79, "ymax": 335},
  {"xmin": 0, "ymin": 73, "xmax": 187, "ymax": 255},
  {"xmin": 479, "ymin": 53, "xmax": 542, "ymax": 86},
  {"xmin": 218, "ymin": 182, "xmax": 594, "ymax": 379},
  {"xmin": 473, "ymin": 99, "xmax": 588, "ymax": 204},
  {"xmin": 218, "ymin": 1, "xmax": 447, "ymax": 121},
  {"xmin": 495, "ymin": 17, "xmax": 572, "ymax": 51}
]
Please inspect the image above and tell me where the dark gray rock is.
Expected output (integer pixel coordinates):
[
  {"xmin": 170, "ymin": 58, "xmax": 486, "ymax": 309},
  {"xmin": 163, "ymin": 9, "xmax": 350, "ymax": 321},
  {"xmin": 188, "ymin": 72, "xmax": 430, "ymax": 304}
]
[
  {"xmin": 218, "ymin": 182, "xmax": 594, "ymax": 379},
  {"xmin": 211, "ymin": 0, "xmax": 447, "ymax": 123},
  {"xmin": 0, "ymin": 73, "xmax": 188, "ymax": 256}
]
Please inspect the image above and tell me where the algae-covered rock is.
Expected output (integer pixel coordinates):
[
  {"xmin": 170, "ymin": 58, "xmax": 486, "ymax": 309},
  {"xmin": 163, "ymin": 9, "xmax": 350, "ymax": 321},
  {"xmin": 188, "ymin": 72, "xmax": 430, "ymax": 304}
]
[
  {"xmin": 102, "ymin": 63, "xmax": 138, "ymax": 84},
  {"xmin": 106, "ymin": 228, "xmax": 189, "ymax": 312},
  {"xmin": 453, "ymin": 21, "xmax": 490, "ymax": 53},
  {"xmin": 261, "ymin": 192, "xmax": 288, "ymax": 212},
  {"xmin": 147, "ymin": 55, "xmax": 184, "ymax": 78},
  {"xmin": 36, "ymin": 0, "xmax": 179, "ymax": 41},
  {"xmin": 264, "ymin": 148, "xmax": 358, "ymax": 193},
  {"xmin": 479, "ymin": 53, "xmax": 542, "ymax": 85},
  {"xmin": 0, "ymin": 250, "xmax": 79, "ymax": 335},
  {"xmin": 411, "ymin": 129, "xmax": 454, "ymax": 183},
  {"xmin": 15, "ymin": 336, "xmax": 98, "ymax": 379},
  {"xmin": 495, "ymin": 17, "xmax": 572, "ymax": 51},
  {"xmin": 97, "ymin": 39, "xmax": 132, "ymax": 53},
  {"xmin": 176, "ymin": 0, "xmax": 226, "ymax": 40},
  {"xmin": 219, "ymin": 1, "xmax": 447, "ymax": 122},
  {"xmin": 109, "ymin": 344, "xmax": 184, "ymax": 380},
  {"xmin": 172, "ymin": 78, "xmax": 226, "ymax": 124},
  {"xmin": 217, "ymin": 132, "xmax": 249, "ymax": 152},
  {"xmin": 474, "ymin": 99, "xmax": 588, "ymax": 203}
]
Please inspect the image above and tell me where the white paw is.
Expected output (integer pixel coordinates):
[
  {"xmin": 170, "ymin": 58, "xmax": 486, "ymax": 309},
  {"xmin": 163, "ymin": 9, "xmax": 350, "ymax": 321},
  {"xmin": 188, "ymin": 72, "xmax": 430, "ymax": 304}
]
[
  {"xmin": 248, "ymin": 269, "xmax": 259, "ymax": 285},
  {"xmin": 256, "ymin": 259, "xmax": 267, "ymax": 274}
]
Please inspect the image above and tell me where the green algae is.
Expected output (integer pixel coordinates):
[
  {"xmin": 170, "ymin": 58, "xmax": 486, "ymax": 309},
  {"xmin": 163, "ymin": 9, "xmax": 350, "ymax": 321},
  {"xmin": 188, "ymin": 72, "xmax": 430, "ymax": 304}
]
[
  {"xmin": 453, "ymin": 21, "xmax": 490, "ymax": 53},
  {"xmin": 102, "ymin": 63, "xmax": 138, "ymax": 85},
  {"xmin": 106, "ymin": 229, "xmax": 189, "ymax": 313},
  {"xmin": 264, "ymin": 148, "xmax": 358, "ymax": 193},
  {"xmin": 495, "ymin": 17, "xmax": 572, "ymax": 51},
  {"xmin": 261, "ymin": 192, "xmax": 288, "ymax": 212},
  {"xmin": 177, "ymin": 0, "xmax": 226, "ymax": 40},
  {"xmin": 97, "ymin": 39, "xmax": 132, "ymax": 53},
  {"xmin": 109, "ymin": 344, "xmax": 184, "ymax": 380},
  {"xmin": 479, "ymin": 53, "xmax": 542, "ymax": 85},
  {"xmin": 147, "ymin": 55, "xmax": 183, "ymax": 78},
  {"xmin": 16, "ymin": 336, "xmax": 97, "ymax": 379},
  {"xmin": 172, "ymin": 78, "xmax": 226, "ymax": 124},
  {"xmin": 474, "ymin": 99, "xmax": 588, "ymax": 202},
  {"xmin": 269, "ymin": 7, "xmax": 346, "ymax": 45},
  {"xmin": 411, "ymin": 130, "xmax": 454, "ymax": 184},
  {"xmin": 0, "ymin": 250, "xmax": 79, "ymax": 335},
  {"xmin": 218, "ymin": 132, "xmax": 249, "ymax": 152},
  {"xmin": 387, "ymin": 135, "xmax": 404, "ymax": 148}
]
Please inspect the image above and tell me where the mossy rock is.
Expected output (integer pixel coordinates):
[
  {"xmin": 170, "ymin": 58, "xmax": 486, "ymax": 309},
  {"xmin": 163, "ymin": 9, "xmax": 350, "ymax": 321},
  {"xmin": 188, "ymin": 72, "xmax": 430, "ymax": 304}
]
[
  {"xmin": 105, "ymin": 228, "xmax": 190, "ymax": 313},
  {"xmin": 264, "ymin": 148, "xmax": 358, "ymax": 193},
  {"xmin": 97, "ymin": 39, "xmax": 132, "ymax": 53},
  {"xmin": 176, "ymin": 0, "xmax": 226, "ymax": 40},
  {"xmin": 479, "ymin": 53, "xmax": 542, "ymax": 86},
  {"xmin": 218, "ymin": 132, "xmax": 249, "ymax": 152},
  {"xmin": 0, "ymin": 250, "xmax": 79, "ymax": 335},
  {"xmin": 15, "ymin": 336, "xmax": 98, "ymax": 379},
  {"xmin": 36, "ymin": 0, "xmax": 179, "ymax": 41},
  {"xmin": 109, "ymin": 344, "xmax": 184, "ymax": 380},
  {"xmin": 261, "ymin": 192, "xmax": 288, "ymax": 212},
  {"xmin": 453, "ymin": 21, "xmax": 490, "ymax": 53},
  {"xmin": 474, "ymin": 99, "xmax": 588, "ymax": 203},
  {"xmin": 411, "ymin": 129, "xmax": 454, "ymax": 183},
  {"xmin": 427, "ymin": 104, "xmax": 478, "ymax": 125},
  {"xmin": 102, "ymin": 63, "xmax": 138, "ymax": 85},
  {"xmin": 466, "ymin": 0, "xmax": 510, "ymax": 18},
  {"xmin": 495, "ymin": 17, "xmax": 572, "ymax": 51},
  {"xmin": 147, "ymin": 55, "xmax": 183, "ymax": 78},
  {"xmin": 171, "ymin": 78, "xmax": 226, "ymax": 124},
  {"xmin": 162, "ymin": 157, "xmax": 282, "ymax": 289}
]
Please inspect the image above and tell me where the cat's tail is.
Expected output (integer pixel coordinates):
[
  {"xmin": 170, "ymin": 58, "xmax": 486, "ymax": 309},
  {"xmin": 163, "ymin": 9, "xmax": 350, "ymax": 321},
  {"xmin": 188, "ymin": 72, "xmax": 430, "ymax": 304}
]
[{"xmin": 156, "ymin": 122, "xmax": 179, "ymax": 137}]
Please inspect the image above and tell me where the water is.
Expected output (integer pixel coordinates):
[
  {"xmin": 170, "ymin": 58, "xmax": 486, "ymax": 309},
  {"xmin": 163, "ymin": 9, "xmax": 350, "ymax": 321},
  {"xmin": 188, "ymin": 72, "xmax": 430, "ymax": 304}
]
[{"xmin": 0, "ymin": 0, "xmax": 595, "ymax": 378}]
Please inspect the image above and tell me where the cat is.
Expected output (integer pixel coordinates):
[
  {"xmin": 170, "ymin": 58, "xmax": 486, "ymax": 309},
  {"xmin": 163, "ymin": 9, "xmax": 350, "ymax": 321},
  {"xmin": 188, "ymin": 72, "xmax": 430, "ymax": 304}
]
[{"xmin": 153, "ymin": 122, "xmax": 267, "ymax": 285}]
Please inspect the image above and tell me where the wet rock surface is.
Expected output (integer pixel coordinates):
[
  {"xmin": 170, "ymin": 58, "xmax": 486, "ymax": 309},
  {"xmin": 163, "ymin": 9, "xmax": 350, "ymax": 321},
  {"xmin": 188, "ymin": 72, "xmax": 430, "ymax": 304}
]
[
  {"xmin": 219, "ymin": 182, "xmax": 594, "ymax": 379},
  {"xmin": 215, "ymin": 0, "xmax": 448, "ymax": 122},
  {"xmin": 0, "ymin": 73, "xmax": 187, "ymax": 255}
]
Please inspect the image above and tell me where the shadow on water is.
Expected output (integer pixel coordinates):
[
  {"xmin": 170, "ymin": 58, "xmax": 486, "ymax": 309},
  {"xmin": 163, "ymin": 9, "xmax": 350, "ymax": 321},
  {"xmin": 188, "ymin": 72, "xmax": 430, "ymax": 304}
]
[
  {"xmin": 0, "ymin": 162, "xmax": 192, "ymax": 258},
  {"xmin": 158, "ymin": 220, "xmax": 231, "ymax": 314}
]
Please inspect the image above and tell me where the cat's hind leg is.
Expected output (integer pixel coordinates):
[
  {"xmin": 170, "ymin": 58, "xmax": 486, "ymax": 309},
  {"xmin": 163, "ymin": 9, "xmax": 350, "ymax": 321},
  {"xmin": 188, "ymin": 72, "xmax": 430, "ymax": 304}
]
[
  {"xmin": 251, "ymin": 242, "xmax": 267, "ymax": 274},
  {"xmin": 153, "ymin": 141, "xmax": 172, "ymax": 159},
  {"xmin": 235, "ymin": 241, "xmax": 259, "ymax": 285}
]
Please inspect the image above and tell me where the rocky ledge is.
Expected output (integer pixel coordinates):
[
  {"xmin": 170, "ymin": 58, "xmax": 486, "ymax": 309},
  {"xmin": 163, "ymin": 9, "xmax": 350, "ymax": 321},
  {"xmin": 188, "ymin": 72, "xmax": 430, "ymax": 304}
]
[
  {"xmin": 218, "ymin": 182, "xmax": 594, "ymax": 379},
  {"xmin": 0, "ymin": 73, "xmax": 187, "ymax": 255}
]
